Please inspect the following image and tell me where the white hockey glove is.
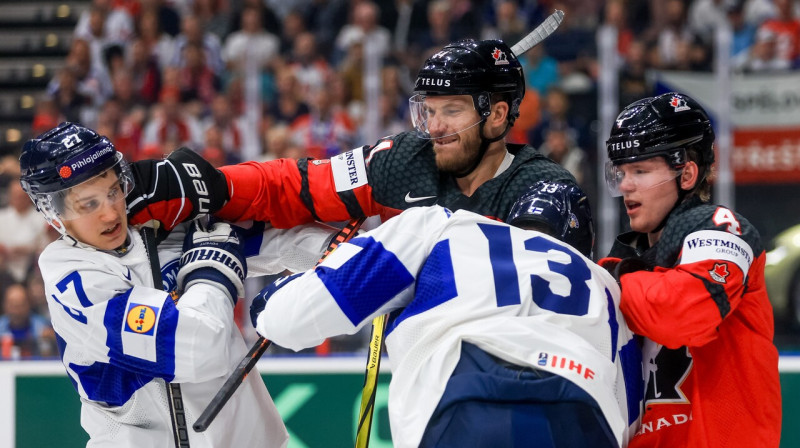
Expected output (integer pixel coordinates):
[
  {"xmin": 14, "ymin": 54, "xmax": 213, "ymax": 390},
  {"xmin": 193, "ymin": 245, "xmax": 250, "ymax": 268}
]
[{"xmin": 177, "ymin": 221, "xmax": 247, "ymax": 304}]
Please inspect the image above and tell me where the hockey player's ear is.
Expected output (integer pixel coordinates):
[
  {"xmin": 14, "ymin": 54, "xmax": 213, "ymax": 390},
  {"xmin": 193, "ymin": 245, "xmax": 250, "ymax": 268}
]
[
  {"xmin": 490, "ymin": 101, "xmax": 509, "ymax": 124},
  {"xmin": 679, "ymin": 161, "xmax": 700, "ymax": 190}
]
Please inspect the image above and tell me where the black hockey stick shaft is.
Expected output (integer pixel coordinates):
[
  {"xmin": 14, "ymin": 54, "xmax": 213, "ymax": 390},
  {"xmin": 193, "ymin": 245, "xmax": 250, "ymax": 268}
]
[
  {"xmin": 141, "ymin": 225, "xmax": 191, "ymax": 448},
  {"xmin": 193, "ymin": 217, "xmax": 367, "ymax": 432}
]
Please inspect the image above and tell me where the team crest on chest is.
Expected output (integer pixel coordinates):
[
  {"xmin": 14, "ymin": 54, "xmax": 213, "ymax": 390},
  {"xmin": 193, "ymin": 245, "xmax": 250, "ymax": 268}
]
[{"xmin": 709, "ymin": 263, "xmax": 730, "ymax": 284}]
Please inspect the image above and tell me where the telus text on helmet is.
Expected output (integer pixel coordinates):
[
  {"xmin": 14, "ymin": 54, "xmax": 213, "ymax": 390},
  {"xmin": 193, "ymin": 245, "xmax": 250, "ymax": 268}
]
[
  {"xmin": 608, "ymin": 140, "xmax": 640, "ymax": 151},
  {"xmin": 419, "ymin": 78, "xmax": 451, "ymax": 87}
]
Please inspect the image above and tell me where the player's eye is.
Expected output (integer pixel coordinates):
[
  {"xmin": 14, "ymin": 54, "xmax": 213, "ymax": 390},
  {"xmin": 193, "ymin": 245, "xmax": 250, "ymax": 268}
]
[{"xmin": 77, "ymin": 199, "xmax": 100, "ymax": 214}]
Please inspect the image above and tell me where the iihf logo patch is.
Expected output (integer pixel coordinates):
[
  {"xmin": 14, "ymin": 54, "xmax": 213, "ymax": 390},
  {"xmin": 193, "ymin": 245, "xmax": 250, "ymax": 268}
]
[
  {"xmin": 709, "ymin": 263, "xmax": 730, "ymax": 284},
  {"xmin": 670, "ymin": 95, "xmax": 690, "ymax": 112},
  {"xmin": 124, "ymin": 303, "xmax": 159, "ymax": 335},
  {"xmin": 491, "ymin": 47, "xmax": 509, "ymax": 65},
  {"xmin": 538, "ymin": 352, "xmax": 548, "ymax": 366}
]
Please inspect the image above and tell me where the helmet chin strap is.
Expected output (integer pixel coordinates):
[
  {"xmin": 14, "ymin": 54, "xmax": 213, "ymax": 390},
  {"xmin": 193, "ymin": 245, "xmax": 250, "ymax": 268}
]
[{"xmin": 453, "ymin": 120, "xmax": 512, "ymax": 178}]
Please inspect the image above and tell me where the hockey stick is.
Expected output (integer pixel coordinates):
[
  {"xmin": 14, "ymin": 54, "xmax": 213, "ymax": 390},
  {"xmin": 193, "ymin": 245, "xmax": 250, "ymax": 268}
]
[
  {"xmin": 510, "ymin": 9, "xmax": 564, "ymax": 57},
  {"xmin": 353, "ymin": 10, "xmax": 566, "ymax": 448},
  {"xmin": 193, "ymin": 217, "xmax": 367, "ymax": 432},
  {"xmin": 140, "ymin": 225, "xmax": 191, "ymax": 448}
]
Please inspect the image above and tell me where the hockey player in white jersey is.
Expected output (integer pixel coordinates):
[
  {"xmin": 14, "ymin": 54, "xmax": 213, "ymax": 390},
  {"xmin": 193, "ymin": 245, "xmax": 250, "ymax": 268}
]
[
  {"xmin": 20, "ymin": 122, "xmax": 337, "ymax": 447},
  {"xmin": 252, "ymin": 181, "xmax": 643, "ymax": 447}
]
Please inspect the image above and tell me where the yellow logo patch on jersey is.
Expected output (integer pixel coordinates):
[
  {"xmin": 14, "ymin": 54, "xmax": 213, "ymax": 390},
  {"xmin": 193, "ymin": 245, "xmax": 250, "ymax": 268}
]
[{"xmin": 125, "ymin": 303, "xmax": 159, "ymax": 335}]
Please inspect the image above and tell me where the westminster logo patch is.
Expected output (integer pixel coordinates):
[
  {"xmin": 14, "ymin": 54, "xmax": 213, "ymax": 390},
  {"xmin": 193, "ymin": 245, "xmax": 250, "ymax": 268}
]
[
  {"xmin": 125, "ymin": 303, "xmax": 159, "ymax": 335},
  {"xmin": 709, "ymin": 263, "xmax": 730, "ymax": 284}
]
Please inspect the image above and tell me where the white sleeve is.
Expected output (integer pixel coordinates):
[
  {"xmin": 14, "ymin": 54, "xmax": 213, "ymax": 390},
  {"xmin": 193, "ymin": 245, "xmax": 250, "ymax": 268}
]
[
  {"xmin": 244, "ymin": 221, "xmax": 339, "ymax": 275},
  {"xmin": 257, "ymin": 206, "xmax": 450, "ymax": 350},
  {"xmin": 42, "ymin": 245, "xmax": 235, "ymax": 385}
]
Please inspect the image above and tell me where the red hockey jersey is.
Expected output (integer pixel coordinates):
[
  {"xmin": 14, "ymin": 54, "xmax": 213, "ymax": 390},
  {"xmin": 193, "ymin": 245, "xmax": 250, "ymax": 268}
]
[{"xmin": 601, "ymin": 197, "xmax": 781, "ymax": 447}]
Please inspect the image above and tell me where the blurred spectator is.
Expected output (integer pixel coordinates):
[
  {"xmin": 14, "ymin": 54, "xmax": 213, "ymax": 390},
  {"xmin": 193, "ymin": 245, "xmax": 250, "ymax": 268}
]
[
  {"xmin": 288, "ymin": 32, "xmax": 332, "ymax": 96},
  {"xmin": 31, "ymin": 97, "xmax": 64, "ymax": 136},
  {"xmin": 410, "ymin": 0, "xmax": 455, "ymax": 57},
  {"xmin": 172, "ymin": 14, "xmax": 225, "ymax": 75},
  {"xmin": 736, "ymin": 26, "xmax": 792, "ymax": 72},
  {"xmin": 481, "ymin": 0, "xmax": 528, "ymax": 44},
  {"xmin": 266, "ymin": 67, "xmax": 310, "ymax": 127},
  {"xmin": 603, "ymin": 0, "xmax": 634, "ymax": 59},
  {"xmin": 278, "ymin": 9, "xmax": 308, "ymax": 54},
  {"xmin": 339, "ymin": 39, "xmax": 367, "ymax": 104},
  {"xmin": 127, "ymin": 38, "xmax": 163, "ymax": 105},
  {"xmin": 141, "ymin": 87, "xmax": 204, "ymax": 150},
  {"xmin": 0, "ymin": 182, "xmax": 51, "ymax": 283},
  {"xmin": 0, "ymin": 283, "xmax": 56, "ymax": 359},
  {"xmin": 290, "ymin": 84, "xmax": 356, "ymax": 159},
  {"xmin": 378, "ymin": 92, "xmax": 406, "ymax": 137},
  {"xmin": 756, "ymin": 0, "xmax": 800, "ymax": 67},
  {"xmin": 335, "ymin": 1, "xmax": 392, "ymax": 64},
  {"xmin": 528, "ymin": 87, "xmax": 587, "ymax": 151},
  {"xmin": 223, "ymin": 5, "xmax": 280, "ymax": 73},
  {"xmin": 538, "ymin": 122, "xmax": 592, "ymax": 192},
  {"xmin": 506, "ymin": 89, "xmax": 541, "ymax": 146},
  {"xmin": 519, "ymin": 44, "xmax": 559, "ymax": 97},
  {"xmin": 618, "ymin": 40, "xmax": 650, "ymax": 108},
  {"xmin": 138, "ymin": 0, "xmax": 181, "ymax": 37},
  {"xmin": 540, "ymin": 1, "xmax": 597, "ymax": 93},
  {"xmin": 728, "ymin": 1, "xmax": 758, "ymax": 60},
  {"xmin": 653, "ymin": 0, "xmax": 700, "ymax": 70},
  {"xmin": 95, "ymin": 97, "xmax": 143, "ymax": 160},
  {"xmin": 74, "ymin": 3, "xmax": 126, "ymax": 78},
  {"xmin": 178, "ymin": 43, "xmax": 222, "ymax": 108},
  {"xmin": 48, "ymin": 39, "xmax": 112, "ymax": 114},
  {"xmin": 74, "ymin": 0, "xmax": 134, "ymax": 45},
  {"xmin": 306, "ymin": 0, "xmax": 350, "ymax": 57},
  {"xmin": 25, "ymin": 267, "xmax": 48, "ymax": 320},
  {"xmin": 135, "ymin": 8, "xmax": 177, "ymax": 71},
  {"xmin": 192, "ymin": 0, "xmax": 232, "ymax": 40},
  {"xmin": 262, "ymin": 124, "xmax": 303, "ymax": 160},
  {"xmin": 448, "ymin": 0, "xmax": 482, "ymax": 41},
  {"xmin": 202, "ymin": 94, "xmax": 245, "ymax": 162},
  {"xmin": 688, "ymin": 0, "xmax": 730, "ymax": 43}
]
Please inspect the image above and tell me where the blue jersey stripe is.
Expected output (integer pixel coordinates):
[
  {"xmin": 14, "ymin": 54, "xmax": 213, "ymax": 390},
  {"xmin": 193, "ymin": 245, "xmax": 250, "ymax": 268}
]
[
  {"xmin": 605, "ymin": 289, "xmax": 619, "ymax": 363},
  {"xmin": 620, "ymin": 337, "xmax": 643, "ymax": 425},
  {"xmin": 388, "ymin": 240, "xmax": 458, "ymax": 334},
  {"xmin": 104, "ymin": 288, "xmax": 179, "ymax": 380},
  {"xmin": 68, "ymin": 361, "xmax": 154, "ymax": 407},
  {"xmin": 316, "ymin": 236, "xmax": 414, "ymax": 326}
]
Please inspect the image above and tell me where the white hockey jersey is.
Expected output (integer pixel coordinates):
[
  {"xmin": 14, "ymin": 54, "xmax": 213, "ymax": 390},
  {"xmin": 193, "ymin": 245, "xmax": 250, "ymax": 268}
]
[
  {"xmin": 258, "ymin": 206, "xmax": 643, "ymax": 447},
  {"xmin": 40, "ymin": 221, "xmax": 335, "ymax": 447}
]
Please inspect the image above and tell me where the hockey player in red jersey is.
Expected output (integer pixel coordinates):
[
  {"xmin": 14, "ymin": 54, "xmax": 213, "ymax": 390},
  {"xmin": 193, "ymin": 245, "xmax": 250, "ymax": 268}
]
[
  {"xmin": 601, "ymin": 92, "xmax": 781, "ymax": 447},
  {"xmin": 126, "ymin": 39, "xmax": 575, "ymax": 233}
]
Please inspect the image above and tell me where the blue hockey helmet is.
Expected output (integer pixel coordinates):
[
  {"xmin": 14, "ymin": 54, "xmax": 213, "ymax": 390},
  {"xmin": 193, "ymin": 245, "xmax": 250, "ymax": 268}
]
[
  {"xmin": 20, "ymin": 122, "xmax": 134, "ymax": 233},
  {"xmin": 507, "ymin": 181, "xmax": 594, "ymax": 258}
]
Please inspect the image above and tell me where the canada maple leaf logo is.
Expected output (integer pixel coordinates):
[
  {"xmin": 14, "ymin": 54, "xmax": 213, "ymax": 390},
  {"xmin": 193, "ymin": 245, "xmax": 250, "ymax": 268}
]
[
  {"xmin": 491, "ymin": 47, "xmax": 509, "ymax": 65},
  {"xmin": 669, "ymin": 95, "xmax": 690, "ymax": 112},
  {"xmin": 709, "ymin": 263, "xmax": 730, "ymax": 284}
]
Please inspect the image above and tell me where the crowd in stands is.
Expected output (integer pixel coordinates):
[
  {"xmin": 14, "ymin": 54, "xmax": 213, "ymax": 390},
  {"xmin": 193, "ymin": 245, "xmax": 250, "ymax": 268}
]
[{"xmin": 3, "ymin": 0, "xmax": 800, "ymax": 358}]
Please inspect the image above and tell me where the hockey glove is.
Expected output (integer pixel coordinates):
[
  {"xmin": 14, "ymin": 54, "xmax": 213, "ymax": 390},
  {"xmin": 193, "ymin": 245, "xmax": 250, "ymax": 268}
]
[
  {"xmin": 126, "ymin": 148, "xmax": 229, "ymax": 233},
  {"xmin": 250, "ymin": 273, "xmax": 303, "ymax": 328},
  {"xmin": 177, "ymin": 221, "xmax": 247, "ymax": 304}
]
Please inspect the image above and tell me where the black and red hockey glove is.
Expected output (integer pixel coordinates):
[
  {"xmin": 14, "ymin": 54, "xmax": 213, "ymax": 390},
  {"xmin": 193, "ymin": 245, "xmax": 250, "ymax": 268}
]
[{"xmin": 126, "ymin": 148, "xmax": 229, "ymax": 233}]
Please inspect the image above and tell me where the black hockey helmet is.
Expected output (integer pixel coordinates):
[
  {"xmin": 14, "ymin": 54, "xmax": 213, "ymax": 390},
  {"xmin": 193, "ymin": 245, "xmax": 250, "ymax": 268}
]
[
  {"xmin": 412, "ymin": 39, "xmax": 525, "ymax": 122},
  {"xmin": 507, "ymin": 181, "xmax": 594, "ymax": 258},
  {"xmin": 605, "ymin": 92, "xmax": 715, "ymax": 169},
  {"xmin": 20, "ymin": 122, "xmax": 133, "ymax": 232}
]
